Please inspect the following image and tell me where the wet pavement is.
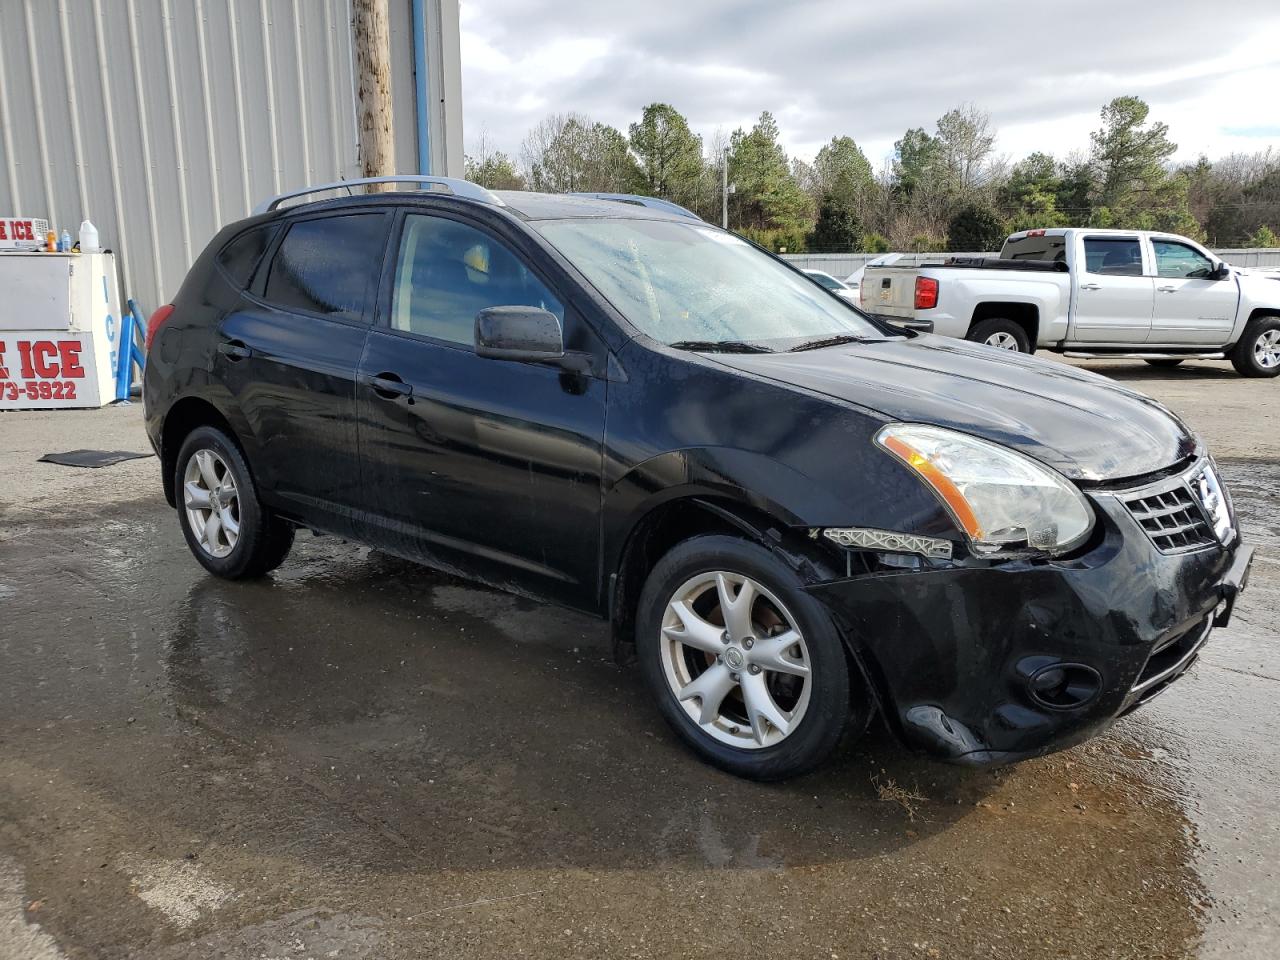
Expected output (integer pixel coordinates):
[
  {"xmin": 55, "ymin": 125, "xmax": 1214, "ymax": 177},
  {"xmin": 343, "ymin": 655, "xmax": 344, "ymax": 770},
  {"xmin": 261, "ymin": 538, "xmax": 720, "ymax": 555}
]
[{"xmin": 1, "ymin": 359, "xmax": 1277, "ymax": 959}]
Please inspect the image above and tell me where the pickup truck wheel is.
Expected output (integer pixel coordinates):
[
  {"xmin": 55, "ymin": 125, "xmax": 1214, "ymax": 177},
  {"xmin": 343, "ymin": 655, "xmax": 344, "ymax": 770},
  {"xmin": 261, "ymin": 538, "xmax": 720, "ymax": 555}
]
[
  {"xmin": 968, "ymin": 318, "xmax": 1032, "ymax": 354},
  {"xmin": 1230, "ymin": 317, "xmax": 1280, "ymax": 378},
  {"xmin": 636, "ymin": 535, "xmax": 869, "ymax": 781},
  {"xmin": 1144, "ymin": 359, "xmax": 1184, "ymax": 368}
]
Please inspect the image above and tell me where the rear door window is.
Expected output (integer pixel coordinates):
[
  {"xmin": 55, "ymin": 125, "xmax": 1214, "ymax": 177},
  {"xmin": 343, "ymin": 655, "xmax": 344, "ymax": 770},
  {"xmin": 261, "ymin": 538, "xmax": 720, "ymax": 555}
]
[
  {"xmin": 263, "ymin": 214, "xmax": 387, "ymax": 320},
  {"xmin": 1083, "ymin": 237, "xmax": 1143, "ymax": 276},
  {"xmin": 1152, "ymin": 239, "xmax": 1214, "ymax": 279}
]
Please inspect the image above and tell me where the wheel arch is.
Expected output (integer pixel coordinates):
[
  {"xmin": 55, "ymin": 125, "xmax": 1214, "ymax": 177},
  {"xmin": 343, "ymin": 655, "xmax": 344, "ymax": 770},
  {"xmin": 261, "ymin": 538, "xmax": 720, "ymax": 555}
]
[
  {"xmin": 969, "ymin": 301, "xmax": 1040, "ymax": 346},
  {"xmin": 607, "ymin": 492, "xmax": 841, "ymax": 666},
  {"xmin": 159, "ymin": 396, "xmax": 243, "ymax": 507},
  {"xmin": 1246, "ymin": 306, "xmax": 1280, "ymax": 328}
]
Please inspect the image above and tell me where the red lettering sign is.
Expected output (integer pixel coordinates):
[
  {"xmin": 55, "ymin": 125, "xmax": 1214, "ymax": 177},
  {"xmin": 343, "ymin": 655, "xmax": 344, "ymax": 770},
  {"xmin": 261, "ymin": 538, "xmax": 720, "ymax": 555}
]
[
  {"xmin": 58, "ymin": 341, "xmax": 84, "ymax": 378},
  {"xmin": 9, "ymin": 340, "xmax": 87, "ymax": 381},
  {"xmin": 0, "ymin": 341, "xmax": 7, "ymax": 379},
  {"xmin": 32, "ymin": 341, "xmax": 59, "ymax": 378}
]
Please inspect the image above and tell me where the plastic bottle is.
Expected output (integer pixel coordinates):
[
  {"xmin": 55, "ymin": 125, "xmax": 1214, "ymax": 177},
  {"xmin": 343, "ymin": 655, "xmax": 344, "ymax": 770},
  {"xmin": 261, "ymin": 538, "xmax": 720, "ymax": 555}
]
[
  {"xmin": 46, "ymin": 231, "xmax": 57, "ymax": 252},
  {"xmin": 60, "ymin": 229, "xmax": 72, "ymax": 252},
  {"xmin": 79, "ymin": 219, "xmax": 100, "ymax": 254}
]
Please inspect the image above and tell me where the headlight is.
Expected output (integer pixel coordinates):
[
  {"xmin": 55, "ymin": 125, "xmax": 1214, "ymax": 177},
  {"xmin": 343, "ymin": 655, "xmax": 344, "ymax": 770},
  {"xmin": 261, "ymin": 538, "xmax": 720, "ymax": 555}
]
[{"xmin": 875, "ymin": 423, "xmax": 1094, "ymax": 556}]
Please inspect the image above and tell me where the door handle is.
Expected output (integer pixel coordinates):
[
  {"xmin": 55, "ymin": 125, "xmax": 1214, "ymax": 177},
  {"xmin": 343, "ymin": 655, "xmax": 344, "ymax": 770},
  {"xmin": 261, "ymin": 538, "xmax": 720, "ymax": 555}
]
[
  {"xmin": 217, "ymin": 339, "xmax": 252, "ymax": 360},
  {"xmin": 1080, "ymin": 282, "xmax": 1102, "ymax": 291},
  {"xmin": 367, "ymin": 372, "xmax": 413, "ymax": 400},
  {"xmin": 1157, "ymin": 285, "xmax": 1177, "ymax": 293}
]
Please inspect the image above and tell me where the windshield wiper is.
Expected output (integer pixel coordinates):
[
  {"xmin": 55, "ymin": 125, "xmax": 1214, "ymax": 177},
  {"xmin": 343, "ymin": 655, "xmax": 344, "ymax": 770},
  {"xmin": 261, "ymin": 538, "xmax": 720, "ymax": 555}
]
[
  {"xmin": 668, "ymin": 339, "xmax": 776, "ymax": 354},
  {"xmin": 787, "ymin": 333, "xmax": 868, "ymax": 352}
]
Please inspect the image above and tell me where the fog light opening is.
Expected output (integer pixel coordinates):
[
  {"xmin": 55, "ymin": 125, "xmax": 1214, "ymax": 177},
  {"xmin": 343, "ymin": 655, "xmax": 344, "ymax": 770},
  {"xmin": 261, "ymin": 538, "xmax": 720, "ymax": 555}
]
[{"xmin": 1027, "ymin": 663, "xmax": 1101, "ymax": 710}]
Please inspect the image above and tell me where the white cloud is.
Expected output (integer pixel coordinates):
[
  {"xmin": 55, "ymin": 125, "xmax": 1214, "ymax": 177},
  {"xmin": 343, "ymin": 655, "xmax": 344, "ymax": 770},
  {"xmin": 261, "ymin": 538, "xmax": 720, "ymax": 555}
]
[{"xmin": 458, "ymin": 0, "xmax": 1280, "ymax": 168}]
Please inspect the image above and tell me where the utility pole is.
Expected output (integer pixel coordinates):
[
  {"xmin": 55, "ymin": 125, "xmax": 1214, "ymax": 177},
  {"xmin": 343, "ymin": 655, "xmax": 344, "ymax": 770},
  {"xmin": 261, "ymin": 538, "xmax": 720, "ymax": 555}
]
[
  {"xmin": 721, "ymin": 147, "xmax": 729, "ymax": 229},
  {"xmin": 353, "ymin": 0, "xmax": 395, "ymax": 188}
]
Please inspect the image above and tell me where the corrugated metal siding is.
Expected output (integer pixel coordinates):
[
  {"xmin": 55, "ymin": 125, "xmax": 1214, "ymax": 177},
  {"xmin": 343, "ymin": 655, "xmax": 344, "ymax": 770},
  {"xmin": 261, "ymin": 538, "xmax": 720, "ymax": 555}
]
[{"xmin": 0, "ymin": 0, "xmax": 419, "ymax": 312}]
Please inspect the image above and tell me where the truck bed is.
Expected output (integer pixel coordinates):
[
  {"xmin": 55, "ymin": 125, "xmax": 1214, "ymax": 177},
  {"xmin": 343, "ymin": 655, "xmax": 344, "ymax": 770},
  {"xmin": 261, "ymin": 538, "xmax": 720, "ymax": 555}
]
[{"xmin": 913, "ymin": 257, "xmax": 1068, "ymax": 273}]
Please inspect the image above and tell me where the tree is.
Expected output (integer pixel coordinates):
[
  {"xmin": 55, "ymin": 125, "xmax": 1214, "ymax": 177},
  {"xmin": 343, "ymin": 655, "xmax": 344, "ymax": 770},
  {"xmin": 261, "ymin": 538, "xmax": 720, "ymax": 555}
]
[
  {"xmin": 466, "ymin": 152, "xmax": 524, "ymax": 190},
  {"xmin": 934, "ymin": 103, "xmax": 997, "ymax": 194},
  {"xmin": 892, "ymin": 127, "xmax": 941, "ymax": 197},
  {"xmin": 628, "ymin": 103, "xmax": 703, "ymax": 204},
  {"xmin": 520, "ymin": 113, "xmax": 644, "ymax": 194},
  {"xmin": 1246, "ymin": 224, "xmax": 1279, "ymax": 248},
  {"xmin": 465, "ymin": 131, "xmax": 525, "ymax": 190},
  {"xmin": 999, "ymin": 152, "xmax": 1066, "ymax": 229},
  {"xmin": 1089, "ymin": 96, "xmax": 1178, "ymax": 214},
  {"xmin": 807, "ymin": 194, "xmax": 862, "ymax": 251},
  {"xmin": 810, "ymin": 136, "xmax": 874, "ymax": 206},
  {"xmin": 947, "ymin": 204, "xmax": 1006, "ymax": 251},
  {"xmin": 727, "ymin": 111, "xmax": 811, "ymax": 233}
]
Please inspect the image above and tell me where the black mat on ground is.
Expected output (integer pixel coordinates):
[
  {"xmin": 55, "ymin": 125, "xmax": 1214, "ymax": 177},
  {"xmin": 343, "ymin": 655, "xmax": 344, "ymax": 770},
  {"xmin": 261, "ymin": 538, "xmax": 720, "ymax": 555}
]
[{"xmin": 38, "ymin": 449, "xmax": 154, "ymax": 468}]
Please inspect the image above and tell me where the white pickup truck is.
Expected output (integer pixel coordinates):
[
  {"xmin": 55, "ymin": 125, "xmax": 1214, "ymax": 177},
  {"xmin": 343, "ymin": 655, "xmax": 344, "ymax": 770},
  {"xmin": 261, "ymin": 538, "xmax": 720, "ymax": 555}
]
[{"xmin": 859, "ymin": 228, "xmax": 1280, "ymax": 378}]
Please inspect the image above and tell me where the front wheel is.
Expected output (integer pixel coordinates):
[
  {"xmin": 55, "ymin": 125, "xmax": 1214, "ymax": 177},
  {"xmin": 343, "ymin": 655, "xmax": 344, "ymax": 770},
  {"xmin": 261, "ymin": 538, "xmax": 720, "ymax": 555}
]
[
  {"xmin": 1230, "ymin": 317, "xmax": 1280, "ymax": 378},
  {"xmin": 636, "ymin": 535, "xmax": 870, "ymax": 780},
  {"xmin": 175, "ymin": 425, "xmax": 295, "ymax": 579},
  {"xmin": 967, "ymin": 318, "xmax": 1032, "ymax": 354}
]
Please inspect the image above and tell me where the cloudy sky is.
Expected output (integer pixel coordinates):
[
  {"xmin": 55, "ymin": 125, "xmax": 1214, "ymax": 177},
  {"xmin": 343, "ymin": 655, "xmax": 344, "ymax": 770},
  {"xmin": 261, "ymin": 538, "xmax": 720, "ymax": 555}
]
[{"xmin": 458, "ymin": 0, "xmax": 1280, "ymax": 170}]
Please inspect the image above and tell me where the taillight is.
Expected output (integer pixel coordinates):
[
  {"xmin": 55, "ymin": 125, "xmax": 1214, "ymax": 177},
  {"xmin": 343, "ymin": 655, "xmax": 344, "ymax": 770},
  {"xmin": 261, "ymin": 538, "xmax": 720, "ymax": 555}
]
[
  {"xmin": 146, "ymin": 304, "xmax": 175, "ymax": 350},
  {"xmin": 914, "ymin": 277, "xmax": 939, "ymax": 310}
]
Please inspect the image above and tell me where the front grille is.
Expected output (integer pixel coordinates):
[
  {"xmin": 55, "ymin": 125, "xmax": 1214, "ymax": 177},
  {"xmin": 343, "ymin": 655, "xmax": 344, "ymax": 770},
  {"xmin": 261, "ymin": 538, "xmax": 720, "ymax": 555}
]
[{"xmin": 1122, "ymin": 483, "xmax": 1215, "ymax": 553}]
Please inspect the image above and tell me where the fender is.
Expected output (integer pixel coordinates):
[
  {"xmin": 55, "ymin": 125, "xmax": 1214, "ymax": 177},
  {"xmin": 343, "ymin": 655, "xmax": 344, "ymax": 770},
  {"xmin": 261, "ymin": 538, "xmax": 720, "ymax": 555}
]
[{"xmin": 600, "ymin": 444, "xmax": 951, "ymax": 589}]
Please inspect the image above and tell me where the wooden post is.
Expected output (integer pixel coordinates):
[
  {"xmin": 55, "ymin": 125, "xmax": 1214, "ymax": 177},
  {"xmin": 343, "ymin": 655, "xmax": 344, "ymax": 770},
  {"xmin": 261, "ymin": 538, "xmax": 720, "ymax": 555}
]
[{"xmin": 353, "ymin": 0, "xmax": 395, "ymax": 189}]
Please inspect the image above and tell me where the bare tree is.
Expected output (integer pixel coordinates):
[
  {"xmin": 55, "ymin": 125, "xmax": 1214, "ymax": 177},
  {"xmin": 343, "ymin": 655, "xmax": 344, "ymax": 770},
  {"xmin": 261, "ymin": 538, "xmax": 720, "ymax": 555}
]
[{"xmin": 935, "ymin": 103, "xmax": 997, "ymax": 194}]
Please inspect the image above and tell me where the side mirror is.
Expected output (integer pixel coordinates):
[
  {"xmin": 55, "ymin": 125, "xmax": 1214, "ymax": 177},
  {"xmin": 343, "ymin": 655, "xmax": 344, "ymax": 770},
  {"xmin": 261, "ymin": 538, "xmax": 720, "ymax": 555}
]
[
  {"xmin": 1211, "ymin": 262, "xmax": 1233, "ymax": 281},
  {"xmin": 475, "ymin": 306, "xmax": 564, "ymax": 362}
]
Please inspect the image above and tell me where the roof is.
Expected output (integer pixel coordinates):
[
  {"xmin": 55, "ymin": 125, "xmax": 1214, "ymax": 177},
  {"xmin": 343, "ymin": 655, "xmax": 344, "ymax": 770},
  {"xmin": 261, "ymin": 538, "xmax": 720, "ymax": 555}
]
[{"xmin": 492, "ymin": 190, "xmax": 695, "ymax": 222}]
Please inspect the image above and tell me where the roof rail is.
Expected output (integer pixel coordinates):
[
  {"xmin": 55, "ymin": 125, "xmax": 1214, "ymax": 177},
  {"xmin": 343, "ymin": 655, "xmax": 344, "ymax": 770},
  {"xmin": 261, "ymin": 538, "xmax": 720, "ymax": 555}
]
[
  {"xmin": 570, "ymin": 192, "xmax": 702, "ymax": 221},
  {"xmin": 252, "ymin": 176, "xmax": 505, "ymax": 215}
]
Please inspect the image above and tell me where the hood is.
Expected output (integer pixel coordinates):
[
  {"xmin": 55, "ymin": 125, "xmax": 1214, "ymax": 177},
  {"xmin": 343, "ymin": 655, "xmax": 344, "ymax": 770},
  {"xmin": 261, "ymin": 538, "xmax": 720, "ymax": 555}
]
[{"xmin": 709, "ymin": 335, "xmax": 1198, "ymax": 482}]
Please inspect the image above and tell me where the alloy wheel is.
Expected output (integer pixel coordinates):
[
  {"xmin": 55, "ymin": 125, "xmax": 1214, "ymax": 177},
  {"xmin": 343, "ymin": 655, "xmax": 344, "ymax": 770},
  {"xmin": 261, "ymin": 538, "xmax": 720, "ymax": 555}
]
[
  {"xmin": 659, "ymin": 571, "xmax": 812, "ymax": 749},
  {"xmin": 985, "ymin": 331, "xmax": 1021, "ymax": 351},
  {"xmin": 1256, "ymin": 330, "xmax": 1280, "ymax": 369},
  {"xmin": 183, "ymin": 449, "xmax": 241, "ymax": 558}
]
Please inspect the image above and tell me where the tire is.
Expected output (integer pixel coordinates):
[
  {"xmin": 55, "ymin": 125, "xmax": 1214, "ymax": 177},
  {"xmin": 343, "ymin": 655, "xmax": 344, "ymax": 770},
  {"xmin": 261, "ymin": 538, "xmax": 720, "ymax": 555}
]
[
  {"xmin": 1144, "ymin": 359, "xmax": 1185, "ymax": 368},
  {"xmin": 1229, "ymin": 316, "xmax": 1280, "ymax": 378},
  {"xmin": 967, "ymin": 318, "xmax": 1032, "ymax": 354},
  {"xmin": 174, "ymin": 425, "xmax": 295, "ymax": 579},
  {"xmin": 635, "ymin": 534, "xmax": 870, "ymax": 780}
]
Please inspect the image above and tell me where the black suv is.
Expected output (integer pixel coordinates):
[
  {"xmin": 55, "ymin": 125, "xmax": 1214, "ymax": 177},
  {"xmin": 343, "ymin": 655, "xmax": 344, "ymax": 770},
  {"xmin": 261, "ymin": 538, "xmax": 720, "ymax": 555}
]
[{"xmin": 144, "ymin": 176, "xmax": 1252, "ymax": 780}]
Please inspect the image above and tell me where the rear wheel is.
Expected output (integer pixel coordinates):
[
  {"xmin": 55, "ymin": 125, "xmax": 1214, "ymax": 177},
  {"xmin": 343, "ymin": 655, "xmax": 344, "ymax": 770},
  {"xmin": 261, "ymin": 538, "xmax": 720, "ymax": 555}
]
[
  {"xmin": 636, "ymin": 534, "xmax": 870, "ymax": 780},
  {"xmin": 1144, "ymin": 359, "xmax": 1185, "ymax": 368},
  {"xmin": 175, "ymin": 425, "xmax": 295, "ymax": 579},
  {"xmin": 967, "ymin": 318, "xmax": 1032, "ymax": 354},
  {"xmin": 1230, "ymin": 317, "xmax": 1280, "ymax": 378}
]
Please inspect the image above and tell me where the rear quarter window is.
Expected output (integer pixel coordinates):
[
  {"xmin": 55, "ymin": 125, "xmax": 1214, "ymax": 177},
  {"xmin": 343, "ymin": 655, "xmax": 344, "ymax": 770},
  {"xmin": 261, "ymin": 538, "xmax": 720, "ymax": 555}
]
[
  {"xmin": 262, "ymin": 213, "xmax": 387, "ymax": 320},
  {"xmin": 216, "ymin": 225, "xmax": 277, "ymax": 288}
]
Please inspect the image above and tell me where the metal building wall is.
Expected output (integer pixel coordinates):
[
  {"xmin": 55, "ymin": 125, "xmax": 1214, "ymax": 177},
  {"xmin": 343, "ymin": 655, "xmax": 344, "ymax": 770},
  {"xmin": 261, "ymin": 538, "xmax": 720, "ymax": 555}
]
[{"xmin": 0, "ymin": 0, "xmax": 421, "ymax": 313}]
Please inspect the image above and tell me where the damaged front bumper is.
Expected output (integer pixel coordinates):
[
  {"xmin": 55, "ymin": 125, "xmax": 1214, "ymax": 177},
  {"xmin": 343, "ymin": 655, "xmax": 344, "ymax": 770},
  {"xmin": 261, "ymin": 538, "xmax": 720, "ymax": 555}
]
[{"xmin": 805, "ymin": 496, "xmax": 1254, "ymax": 766}]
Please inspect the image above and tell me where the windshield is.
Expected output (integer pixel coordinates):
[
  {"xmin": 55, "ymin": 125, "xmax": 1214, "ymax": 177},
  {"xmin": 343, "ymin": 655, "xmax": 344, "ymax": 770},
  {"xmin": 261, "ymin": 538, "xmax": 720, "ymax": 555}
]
[
  {"xmin": 806, "ymin": 271, "xmax": 843, "ymax": 291},
  {"xmin": 535, "ymin": 218, "xmax": 883, "ymax": 350}
]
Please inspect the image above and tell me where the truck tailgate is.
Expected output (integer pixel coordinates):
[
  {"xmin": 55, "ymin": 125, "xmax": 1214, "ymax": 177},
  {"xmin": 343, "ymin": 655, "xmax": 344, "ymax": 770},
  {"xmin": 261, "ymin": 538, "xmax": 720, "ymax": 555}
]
[{"xmin": 862, "ymin": 268, "xmax": 919, "ymax": 318}]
